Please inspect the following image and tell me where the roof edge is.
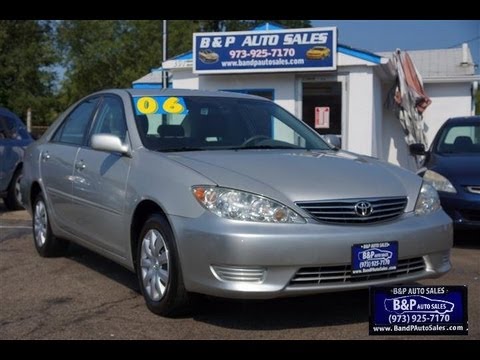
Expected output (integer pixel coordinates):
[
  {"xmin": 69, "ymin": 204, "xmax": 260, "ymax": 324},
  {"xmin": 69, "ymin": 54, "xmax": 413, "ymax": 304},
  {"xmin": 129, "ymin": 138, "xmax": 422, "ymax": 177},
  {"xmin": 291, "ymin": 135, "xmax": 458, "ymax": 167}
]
[
  {"xmin": 423, "ymin": 75, "xmax": 480, "ymax": 83},
  {"xmin": 338, "ymin": 45, "xmax": 384, "ymax": 65}
]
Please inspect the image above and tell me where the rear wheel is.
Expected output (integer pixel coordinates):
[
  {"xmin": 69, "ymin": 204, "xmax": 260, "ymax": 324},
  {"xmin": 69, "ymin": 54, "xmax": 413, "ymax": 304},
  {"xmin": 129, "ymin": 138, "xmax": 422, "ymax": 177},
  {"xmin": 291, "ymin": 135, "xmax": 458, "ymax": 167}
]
[
  {"xmin": 3, "ymin": 169, "xmax": 24, "ymax": 210},
  {"xmin": 32, "ymin": 193, "xmax": 68, "ymax": 257},
  {"xmin": 136, "ymin": 214, "xmax": 190, "ymax": 317}
]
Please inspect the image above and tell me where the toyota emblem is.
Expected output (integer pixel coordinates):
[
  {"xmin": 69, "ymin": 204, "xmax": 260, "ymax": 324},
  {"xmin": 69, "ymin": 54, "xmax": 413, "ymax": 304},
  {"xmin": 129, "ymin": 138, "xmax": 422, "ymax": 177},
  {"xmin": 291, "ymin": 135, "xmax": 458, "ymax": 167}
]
[{"xmin": 354, "ymin": 201, "xmax": 373, "ymax": 217}]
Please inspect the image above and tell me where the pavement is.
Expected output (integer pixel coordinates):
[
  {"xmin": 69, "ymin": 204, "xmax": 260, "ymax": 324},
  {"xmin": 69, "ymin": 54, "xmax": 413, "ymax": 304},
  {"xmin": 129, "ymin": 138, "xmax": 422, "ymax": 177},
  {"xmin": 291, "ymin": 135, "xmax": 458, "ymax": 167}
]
[{"xmin": 0, "ymin": 201, "xmax": 478, "ymax": 340}]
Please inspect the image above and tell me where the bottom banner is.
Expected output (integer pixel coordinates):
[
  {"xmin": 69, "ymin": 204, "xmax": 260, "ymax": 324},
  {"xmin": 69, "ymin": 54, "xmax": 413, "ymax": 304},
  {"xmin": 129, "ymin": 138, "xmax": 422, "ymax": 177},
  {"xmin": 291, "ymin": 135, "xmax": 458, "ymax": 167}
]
[{"xmin": 369, "ymin": 285, "xmax": 468, "ymax": 335}]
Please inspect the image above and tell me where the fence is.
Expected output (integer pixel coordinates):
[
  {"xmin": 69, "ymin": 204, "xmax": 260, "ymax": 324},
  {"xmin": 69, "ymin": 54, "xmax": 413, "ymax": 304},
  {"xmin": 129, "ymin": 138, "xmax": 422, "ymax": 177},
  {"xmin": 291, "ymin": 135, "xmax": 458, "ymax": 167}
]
[{"xmin": 30, "ymin": 126, "xmax": 49, "ymax": 139}]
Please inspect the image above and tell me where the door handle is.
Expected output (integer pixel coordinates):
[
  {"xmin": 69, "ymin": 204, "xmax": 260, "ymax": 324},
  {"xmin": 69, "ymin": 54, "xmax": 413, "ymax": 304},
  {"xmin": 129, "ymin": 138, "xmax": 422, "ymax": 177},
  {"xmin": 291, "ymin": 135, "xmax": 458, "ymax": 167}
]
[
  {"xmin": 42, "ymin": 152, "xmax": 50, "ymax": 161},
  {"xmin": 75, "ymin": 161, "xmax": 86, "ymax": 171}
]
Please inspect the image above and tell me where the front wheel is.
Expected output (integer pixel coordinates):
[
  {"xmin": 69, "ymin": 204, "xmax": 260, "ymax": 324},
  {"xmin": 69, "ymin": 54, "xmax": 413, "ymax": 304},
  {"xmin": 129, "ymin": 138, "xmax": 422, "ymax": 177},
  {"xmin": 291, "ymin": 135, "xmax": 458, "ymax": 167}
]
[
  {"xmin": 3, "ymin": 169, "xmax": 24, "ymax": 210},
  {"xmin": 136, "ymin": 214, "xmax": 190, "ymax": 317},
  {"xmin": 32, "ymin": 193, "xmax": 68, "ymax": 257}
]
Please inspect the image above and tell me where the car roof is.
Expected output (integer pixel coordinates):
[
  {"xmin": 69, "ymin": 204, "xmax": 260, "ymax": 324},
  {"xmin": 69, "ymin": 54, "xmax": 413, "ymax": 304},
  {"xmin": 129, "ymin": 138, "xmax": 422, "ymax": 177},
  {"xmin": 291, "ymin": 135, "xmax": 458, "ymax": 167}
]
[
  {"xmin": 0, "ymin": 107, "xmax": 21, "ymax": 119},
  {"xmin": 444, "ymin": 116, "xmax": 480, "ymax": 126}
]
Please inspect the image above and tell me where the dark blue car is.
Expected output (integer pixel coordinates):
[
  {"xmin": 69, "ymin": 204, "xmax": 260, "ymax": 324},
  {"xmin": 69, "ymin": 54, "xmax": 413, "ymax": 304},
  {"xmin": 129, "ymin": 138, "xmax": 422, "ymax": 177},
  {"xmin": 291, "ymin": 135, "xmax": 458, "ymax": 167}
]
[
  {"xmin": 410, "ymin": 116, "xmax": 480, "ymax": 230},
  {"xmin": 0, "ymin": 108, "xmax": 33, "ymax": 210}
]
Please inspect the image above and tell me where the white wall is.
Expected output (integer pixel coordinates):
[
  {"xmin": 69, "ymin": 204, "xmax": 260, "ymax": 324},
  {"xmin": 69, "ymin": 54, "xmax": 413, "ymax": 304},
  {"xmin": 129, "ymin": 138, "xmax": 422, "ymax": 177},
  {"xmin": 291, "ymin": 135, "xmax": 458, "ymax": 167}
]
[
  {"xmin": 372, "ymin": 73, "xmax": 383, "ymax": 158},
  {"xmin": 170, "ymin": 70, "xmax": 199, "ymax": 89},
  {"xmin": 382, "ymin": 82, "xmax": 473, "ymax": 171},
  {"xmin": 422, "ymin": 83, "xmax": 472, "ymax": 145},
  {"xmin": 344, "ymin": 67, "xmax": 375, "ymax": 156},
  {"xmin": 197, "ymin": 73, "xmax": 297, "ymax": 114},
  {"xmin": 382, "ymin": 101, "xmax": 418, "ymax": 171}
]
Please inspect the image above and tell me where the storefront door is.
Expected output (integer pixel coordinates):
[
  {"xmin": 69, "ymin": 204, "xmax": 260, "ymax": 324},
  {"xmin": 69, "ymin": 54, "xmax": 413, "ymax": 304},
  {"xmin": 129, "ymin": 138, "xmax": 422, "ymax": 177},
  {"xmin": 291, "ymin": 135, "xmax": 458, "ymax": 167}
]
[{"xmin": 300, "ymin": 80, "xmax": 344, "ymax": 147}]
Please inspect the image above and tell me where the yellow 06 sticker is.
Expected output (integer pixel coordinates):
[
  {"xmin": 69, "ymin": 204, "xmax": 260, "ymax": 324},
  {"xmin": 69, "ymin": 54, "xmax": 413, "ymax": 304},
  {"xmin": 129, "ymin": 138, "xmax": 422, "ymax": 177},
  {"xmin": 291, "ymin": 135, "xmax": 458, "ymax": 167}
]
[
  {"xmin": 136, "ymin": 97, "xmax": 159, "ymax": 114},
  {"xmin": 162, "ymin": 97, "xmax": 185, "ymax": 114}
]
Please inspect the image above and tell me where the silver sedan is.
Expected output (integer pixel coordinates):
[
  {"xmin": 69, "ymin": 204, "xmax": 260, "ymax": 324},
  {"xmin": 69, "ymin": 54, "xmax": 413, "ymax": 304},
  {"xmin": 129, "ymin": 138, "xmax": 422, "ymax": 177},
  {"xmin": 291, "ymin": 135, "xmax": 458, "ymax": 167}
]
[{"xmin": 20, "ymin": 89, "xmax": 452, "ymax": 316}]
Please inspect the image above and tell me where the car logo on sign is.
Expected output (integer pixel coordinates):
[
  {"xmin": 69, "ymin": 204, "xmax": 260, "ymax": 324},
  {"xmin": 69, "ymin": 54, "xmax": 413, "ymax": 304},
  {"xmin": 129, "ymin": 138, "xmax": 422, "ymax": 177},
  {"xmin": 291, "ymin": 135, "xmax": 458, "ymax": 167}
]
[
  {"xmin": 384, "ymin": 295, "xmax": 455, "ymax": 315},
  {"xmin": 354, "ymin": 201, "xmax": 373, "ymax": 217}
]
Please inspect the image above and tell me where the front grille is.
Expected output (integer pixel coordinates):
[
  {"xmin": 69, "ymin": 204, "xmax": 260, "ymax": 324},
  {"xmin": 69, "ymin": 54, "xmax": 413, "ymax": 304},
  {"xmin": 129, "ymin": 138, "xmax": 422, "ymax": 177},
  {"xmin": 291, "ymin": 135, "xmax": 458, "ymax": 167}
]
[
  {"xmin": 460, "ymin": 209, "xmax": 480, "ymax": 222},
  {"xmin": 465, "ymin": 186, "xmax": 480, "ymax": 195},
  {"xmin": 289, "ymin": 257, "xmax": 425, "ymax": 286},
  {"xmin": 296, "ymin": 197, "xmax": 407, "ymax": 224}
]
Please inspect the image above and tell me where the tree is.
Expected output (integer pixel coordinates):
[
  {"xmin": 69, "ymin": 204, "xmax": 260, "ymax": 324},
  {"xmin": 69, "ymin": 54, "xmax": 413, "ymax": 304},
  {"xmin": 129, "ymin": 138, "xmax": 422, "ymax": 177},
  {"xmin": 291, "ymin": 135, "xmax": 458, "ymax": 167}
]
[
  {"xmin": 0, "ymin": 20, "xmax": 57, "ymax": 125},
  {"xmin": 57, "ymin": 20, "xmax": 200, "ymax": 107},
  {"xmin": 56, "ymin": 19, "xmax": 311, "ymax": 110},
  {"xmin": 198, "ymin": 20, "xmax": 311, "ymax": 32}
]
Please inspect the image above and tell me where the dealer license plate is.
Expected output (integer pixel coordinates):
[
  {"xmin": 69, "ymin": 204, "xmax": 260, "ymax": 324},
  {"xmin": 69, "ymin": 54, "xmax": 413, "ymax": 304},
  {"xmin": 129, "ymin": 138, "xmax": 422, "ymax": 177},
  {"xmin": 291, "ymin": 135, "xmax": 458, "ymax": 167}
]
[{"xmin": 352, "ymin": 241, "xmax": 398, "ymax": 275}]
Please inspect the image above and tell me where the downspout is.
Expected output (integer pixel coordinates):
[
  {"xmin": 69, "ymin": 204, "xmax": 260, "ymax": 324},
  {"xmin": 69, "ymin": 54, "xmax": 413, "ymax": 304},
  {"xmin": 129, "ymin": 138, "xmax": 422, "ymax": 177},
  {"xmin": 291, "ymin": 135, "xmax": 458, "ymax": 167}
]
[{"xmin": 472, "ymin": 81, "xmax": 478, "ymax": 115}]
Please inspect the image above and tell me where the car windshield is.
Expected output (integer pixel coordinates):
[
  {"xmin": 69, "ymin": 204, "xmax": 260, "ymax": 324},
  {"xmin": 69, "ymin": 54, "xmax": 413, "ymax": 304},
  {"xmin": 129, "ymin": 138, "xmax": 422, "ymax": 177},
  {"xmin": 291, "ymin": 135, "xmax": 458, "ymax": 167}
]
[
  {"xmin": 436, "ymin": 123, "xmax": 480, "ymax": 154},
  {"xmin": 133, "ymin": 96, "xmax": 332, "ymax": 152}
]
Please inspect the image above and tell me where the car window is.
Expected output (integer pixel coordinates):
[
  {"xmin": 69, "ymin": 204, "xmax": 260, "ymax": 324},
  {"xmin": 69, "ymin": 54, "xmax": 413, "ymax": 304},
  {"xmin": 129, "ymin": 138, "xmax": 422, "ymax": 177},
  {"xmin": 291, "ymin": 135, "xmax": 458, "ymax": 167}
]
[
  {"xmin": 437, "ymin": 124, "xmax": 480, "ymax": 154},
  {"xmin": 53, "ymin": 98, "xmax": 99, "ymax": 145},
  {"xmin": 133, "ymin": 96, "xmax": 330, "ymax": 152},
  {"xmin": 0, "ymin": 115, "xmax": 15, "ymax": 139},
  {"xmin": 0, "ymin": 115, "xmax": 22, "ymax": 140},
  {"xmin": 90, "ymin": 96, "xmax": 127, "ymax": 142}
]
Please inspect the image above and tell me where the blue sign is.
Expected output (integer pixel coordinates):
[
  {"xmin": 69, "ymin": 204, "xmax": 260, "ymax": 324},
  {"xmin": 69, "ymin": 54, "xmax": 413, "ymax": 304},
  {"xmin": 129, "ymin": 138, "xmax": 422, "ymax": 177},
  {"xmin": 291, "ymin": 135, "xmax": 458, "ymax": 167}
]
[
  {"xmin": 193, "ymin": 27, "xmax": 337, "ymax": 74},
  {"xmin": 370, "ymin": 286, "xmax": 468, "ymax": 335},
  {"xmin": 352, "ymin": 241, "xmax": 398, "ymax": 275}
]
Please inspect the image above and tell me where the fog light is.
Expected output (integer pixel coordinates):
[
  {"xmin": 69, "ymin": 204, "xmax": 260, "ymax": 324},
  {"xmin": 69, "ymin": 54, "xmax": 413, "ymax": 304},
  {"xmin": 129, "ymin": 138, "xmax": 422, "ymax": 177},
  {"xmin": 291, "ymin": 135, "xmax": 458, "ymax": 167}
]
[{"xmin": 211, "ymin": 265, "xmax": 265, "ymax": 283}]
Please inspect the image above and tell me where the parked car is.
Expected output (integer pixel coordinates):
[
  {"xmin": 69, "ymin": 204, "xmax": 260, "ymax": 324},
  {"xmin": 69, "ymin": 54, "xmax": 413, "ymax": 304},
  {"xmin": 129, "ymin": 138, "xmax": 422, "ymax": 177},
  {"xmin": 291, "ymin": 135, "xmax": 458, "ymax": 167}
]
[
  {"xmin": 306, "ymin": 46, "xmax": 331, "ymax": 60},
  {"xmin": 198, "ymin": 49, "xmax": 219, "ymax": 64},
  {"xmin": 0, "ymin": 108, "xmax": 33, "ymax": 210},
  {"xmin": 410, "ymin": 116, "xmax": 480, "ymax": 230},
  {"xmin": 21, "ymin": 89, "xmax": 452, "ymax": 317}
]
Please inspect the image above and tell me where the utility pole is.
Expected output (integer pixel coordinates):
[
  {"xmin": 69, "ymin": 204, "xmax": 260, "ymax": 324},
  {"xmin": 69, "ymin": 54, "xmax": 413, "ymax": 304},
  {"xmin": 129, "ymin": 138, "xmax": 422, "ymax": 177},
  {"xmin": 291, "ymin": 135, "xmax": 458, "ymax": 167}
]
[
  {"xmin": 162, "ymin": 20, "xmax": 168, "ymax": 89},
  {"xmin": 26, "ymin": 108, "xmax": 32, "ymax": 133}
]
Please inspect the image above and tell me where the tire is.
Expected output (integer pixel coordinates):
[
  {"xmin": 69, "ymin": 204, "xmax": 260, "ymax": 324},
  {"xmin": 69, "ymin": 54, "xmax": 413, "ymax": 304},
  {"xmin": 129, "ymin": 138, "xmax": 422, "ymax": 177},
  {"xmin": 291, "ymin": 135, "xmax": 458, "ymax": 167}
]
[
  {"xmin": 136, "ymin": 213, "xmax": 191, "ymax": 317},
  {"xmin": 32, "ymin": 193, "xmax": 68, "ymax": 257},
  {"xmin": 4, "ymin": 169, "xmax": 24, "ymax": 210}
]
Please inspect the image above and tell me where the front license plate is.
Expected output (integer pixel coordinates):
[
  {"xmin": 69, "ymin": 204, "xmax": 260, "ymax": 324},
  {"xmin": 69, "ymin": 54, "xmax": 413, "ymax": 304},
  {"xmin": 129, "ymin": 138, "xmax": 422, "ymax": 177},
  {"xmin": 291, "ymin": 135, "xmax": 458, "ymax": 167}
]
[{"xmin": 352, "ymin": 241, "xmax": 398, "ymax": 275}]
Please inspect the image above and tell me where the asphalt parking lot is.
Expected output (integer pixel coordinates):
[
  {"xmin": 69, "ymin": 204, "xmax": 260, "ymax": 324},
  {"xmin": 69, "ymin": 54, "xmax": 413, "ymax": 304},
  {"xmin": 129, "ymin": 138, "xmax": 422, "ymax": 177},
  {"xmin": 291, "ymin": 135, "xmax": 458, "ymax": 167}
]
[{"xmin": 0, "ymin": 201, "xmax": 478, "ymax": 340}]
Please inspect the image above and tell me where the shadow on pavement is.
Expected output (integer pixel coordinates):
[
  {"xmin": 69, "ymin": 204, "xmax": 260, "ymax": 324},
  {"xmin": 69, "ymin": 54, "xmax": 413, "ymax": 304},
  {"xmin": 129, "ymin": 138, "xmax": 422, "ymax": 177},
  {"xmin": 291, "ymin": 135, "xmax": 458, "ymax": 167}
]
[
  {"xmin": 65, "ymin": 242, "xmax": 370, "ymax": 329},
  {"xmin": 454, "ymin": 230, "xmax": 480, "ymax": 249},
  {"xmin": 191, "ymin": 290, "xmax": 369, "ymax": 330},
  {"xmin": 66, "ymin": 243, "xmax": 140, "ymax": 294}
]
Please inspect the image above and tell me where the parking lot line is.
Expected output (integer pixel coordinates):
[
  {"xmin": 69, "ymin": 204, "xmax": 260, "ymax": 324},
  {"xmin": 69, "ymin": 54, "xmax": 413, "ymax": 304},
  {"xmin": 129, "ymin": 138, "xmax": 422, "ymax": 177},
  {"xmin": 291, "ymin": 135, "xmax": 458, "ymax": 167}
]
[{"xmin": 0, "ymin": 225, "xmax": 31, "ymax": 229}]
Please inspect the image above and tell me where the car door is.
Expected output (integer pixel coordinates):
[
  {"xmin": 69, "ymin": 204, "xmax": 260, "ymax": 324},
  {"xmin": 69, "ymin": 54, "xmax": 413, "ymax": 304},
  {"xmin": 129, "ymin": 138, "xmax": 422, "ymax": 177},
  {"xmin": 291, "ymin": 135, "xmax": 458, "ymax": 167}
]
[
  {"xmin": 40, "ymin": 97, "xmax": 100, "ymax": 233},
  {"xmin": 0, "ymin": 113, "xmax": 31, "ymax": 194},
  {"xmin": 70, "ymin": 95, "xmax": 131, "ymax": 256}
]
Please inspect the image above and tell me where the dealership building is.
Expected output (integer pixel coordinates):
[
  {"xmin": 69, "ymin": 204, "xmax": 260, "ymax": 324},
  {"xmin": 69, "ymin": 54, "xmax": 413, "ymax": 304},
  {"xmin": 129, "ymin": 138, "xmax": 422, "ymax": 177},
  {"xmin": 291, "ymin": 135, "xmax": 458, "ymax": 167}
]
[{"xmin": 133, "ymin": 23, "xmax": 479, "ymax": 171}]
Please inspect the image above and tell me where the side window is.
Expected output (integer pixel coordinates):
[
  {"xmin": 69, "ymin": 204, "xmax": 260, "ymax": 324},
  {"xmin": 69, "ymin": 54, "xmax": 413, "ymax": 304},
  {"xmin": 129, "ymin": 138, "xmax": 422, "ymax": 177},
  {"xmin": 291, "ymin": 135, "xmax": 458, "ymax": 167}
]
[
  {"xmin": 54, "ymin": 98, "xmax": 98, "ymax": 145},
  {"xmin": 90, "ymin": 96, "xmax": 127, "ymax": 142},
  {"xmin": 0, "ymin": 116, "xmax": 18, "ymax": 140}
]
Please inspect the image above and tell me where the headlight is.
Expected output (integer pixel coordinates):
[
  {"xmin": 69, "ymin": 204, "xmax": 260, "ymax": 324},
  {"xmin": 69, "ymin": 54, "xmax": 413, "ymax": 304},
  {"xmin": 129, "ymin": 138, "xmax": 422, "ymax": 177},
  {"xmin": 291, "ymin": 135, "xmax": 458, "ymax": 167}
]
[
  {"xmin": 414, "ymin": 182, "xmax": 441, "ymax": 216},
  {"xmin": 192, "ymin": 186, "xmax": 305, "ymax": 224},
  {"xmin": 423, "ymin": 170, "xmax": 456, "ymax": 193}
]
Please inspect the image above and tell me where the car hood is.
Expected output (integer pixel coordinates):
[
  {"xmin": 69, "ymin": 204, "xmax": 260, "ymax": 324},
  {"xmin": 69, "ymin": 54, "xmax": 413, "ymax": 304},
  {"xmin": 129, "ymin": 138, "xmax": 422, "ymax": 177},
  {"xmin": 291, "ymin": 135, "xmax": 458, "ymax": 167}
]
[
  {"xmin": 429, "ymin": 154, "xmax": 480, "ymax": 186},
  {"xmin": 167, "ymin": 150, "xmax": 422, "ymax": 211}
]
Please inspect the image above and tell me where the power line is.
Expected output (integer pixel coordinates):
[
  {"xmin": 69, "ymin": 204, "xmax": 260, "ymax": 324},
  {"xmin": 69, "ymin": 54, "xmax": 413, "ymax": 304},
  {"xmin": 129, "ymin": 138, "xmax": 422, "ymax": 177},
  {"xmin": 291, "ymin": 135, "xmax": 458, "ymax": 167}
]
[{"xmin": 448, "ymin": 35, "xmax": 480, "ymax": 48}]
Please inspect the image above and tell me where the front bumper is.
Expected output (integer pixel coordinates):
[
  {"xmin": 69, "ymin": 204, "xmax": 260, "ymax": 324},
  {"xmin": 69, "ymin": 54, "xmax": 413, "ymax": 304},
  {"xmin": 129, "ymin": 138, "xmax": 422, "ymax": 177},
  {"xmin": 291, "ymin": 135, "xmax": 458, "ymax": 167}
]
[
  {"xmin": 440, "ymin": 194, "xmax": 480, "ymax": 230},
  {"xmin": 170, "ymin": 210, "xmax": 453, "ymax": 299}
]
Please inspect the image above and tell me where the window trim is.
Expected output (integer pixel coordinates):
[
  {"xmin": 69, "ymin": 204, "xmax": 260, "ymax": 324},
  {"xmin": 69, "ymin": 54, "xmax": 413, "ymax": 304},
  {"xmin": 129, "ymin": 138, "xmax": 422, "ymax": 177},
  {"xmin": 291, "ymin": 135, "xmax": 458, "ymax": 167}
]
[
  {"xmin": 84, "ymin": 94, "xmax": 130, "ymax": 149},
  {"xmin": 50, "ymin": 95, "xmax": 102, "ymax": 147}
]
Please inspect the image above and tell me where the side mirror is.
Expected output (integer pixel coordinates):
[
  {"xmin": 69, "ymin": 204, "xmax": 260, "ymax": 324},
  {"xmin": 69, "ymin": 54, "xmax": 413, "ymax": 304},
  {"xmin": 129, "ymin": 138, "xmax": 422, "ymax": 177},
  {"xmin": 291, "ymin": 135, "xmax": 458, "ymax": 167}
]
[
  {"xmin": 91, "ymin": 134, "xmax": 130, "ymax": 156},
  {"xmin": 409, "ymin": 143, "xmax": 426, "ymax": 156},
  {"xmin": 322, "ymin": 134, "xmax": 341, "ymax": 149}
]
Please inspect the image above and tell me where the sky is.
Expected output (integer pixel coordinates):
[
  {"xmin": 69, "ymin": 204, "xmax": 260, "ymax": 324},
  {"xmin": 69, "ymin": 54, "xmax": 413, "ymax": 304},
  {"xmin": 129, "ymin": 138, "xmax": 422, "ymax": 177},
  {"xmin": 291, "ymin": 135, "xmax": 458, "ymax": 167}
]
[{"xmin": 312, "ymin": 20, "xmax": 480, "ymax": 74}]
